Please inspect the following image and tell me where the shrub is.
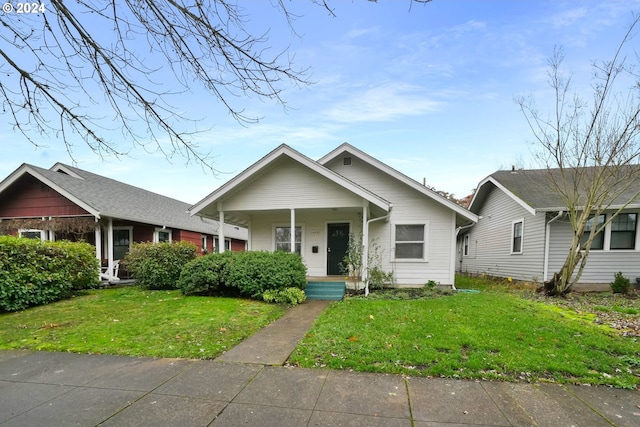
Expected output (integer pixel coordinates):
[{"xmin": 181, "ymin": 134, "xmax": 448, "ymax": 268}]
[
  {"xmin": 177, "ymin": 252, "xmax": 233, "ymax": 295},
  {"xmin": 176, "ymin": 251, "xmax": 306, "ymax": 299},
  {"xmin": 262, "ymin": 287, "xmax": 307, "ymax": 305},
  {"xmin": 225, "ymin": 251, "xmax": 307, "ymax": 298},
  {"xmin": 610, "ymin": 272, "xmax": 631, "ymax": 294},
  {"xmin": 125, "ymin": 241, "xmax": 197, "ymax": 290},
  {"xmin": 0, "ymin": 236, "xmax": 99, "ymax": 312}
]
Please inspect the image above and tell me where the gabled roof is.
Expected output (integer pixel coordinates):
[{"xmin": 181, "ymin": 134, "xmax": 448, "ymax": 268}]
[
  {"xmin": 469, "ymin": 166, "xmax": 640, "ymax": 214},
  {"xmin": 189, "ymin": 144, "xmax": 392, "ymax": 220},
  {"xmin": 0, "ymin": 163, "xmax": 247, "ymax": 240},
  {"xmin": 190, "ymin": 143, "xmax": 478, "ymax": 226},
  {"xmin": 320, "ymin": 143, "xmax": 477, "ymax": 224}
]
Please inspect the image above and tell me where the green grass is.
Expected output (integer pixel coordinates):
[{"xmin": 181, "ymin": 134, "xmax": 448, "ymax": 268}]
[
  {"xmin": 289, "ymin": 282, "xmax": 640, "ymax": 389},
  {"xmin": 0, "ymin": 287, "xmax": 286, "ymax": 359}
]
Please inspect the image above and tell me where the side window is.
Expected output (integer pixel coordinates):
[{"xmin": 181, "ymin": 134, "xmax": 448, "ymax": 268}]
[
  {"xmin": 580, "ymin": 214, "xmax": 605, "ymax": 250},
  {"xmin": 511, "ymin": 219, "xmax": 523, "ymax": 254},
  {"xmin": 395, "ymin": 224, "xmax": 425, "ymax": 259},
  {"xmin": 463, "ymin": 234, "xmax": 469, "ymax": 256},
  {"xmin": 610, "ymin": 213, "xmax": 637, "ymax": 250}
]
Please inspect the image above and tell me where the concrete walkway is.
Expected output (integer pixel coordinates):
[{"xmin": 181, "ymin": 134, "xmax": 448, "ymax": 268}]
[
  {"xmin": 215, "ymin": 300, "xmax": 331, "ymax": 365},
  {"xmin": 1, "ymin": 299, "xmax": 639, "ymax": 426}
]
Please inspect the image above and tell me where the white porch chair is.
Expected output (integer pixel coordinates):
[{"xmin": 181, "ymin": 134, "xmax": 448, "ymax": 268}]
[{"xmin": 100, "ymin": 260, "xmax": 121, "ymax": 283}]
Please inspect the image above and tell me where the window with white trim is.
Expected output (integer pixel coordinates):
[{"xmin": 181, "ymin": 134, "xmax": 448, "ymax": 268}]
[
  {"xmin": 580, "ymin": 214, "xmax": 605, "ymax": 250},
  {"xmin": 214, "ymin": 237, "xmax": 231, "ymax": 252},
  {"xmin": 463, "ymin": 234, "xmax": 469, "ymax": 256},
  {"xmin": 112, "ymin": 227, "xmax": 132, "ymax": 260},
  {"xmin": 395, "ymin": 224, "xmax": 425, "ymax": 259},
  {"xmin": 201, "ymin": 235, "xmax": 208, "ymax": 252},
  {"xmin": 19, "ymin": 229, "xmax": 45, "ymax": 240},
  {"xmin": 274, "ymin": 226, "xmax": 302, "ymax": 255},
  {"xmin": 511, "ymin": 219, "xmax": 523, "ymax": 254},
  {"xmin": 154, "ymin": 228, "xmax": 172, "ymax": 243},
  {"xmin": 610, "ymin": 213, "xmax": 637, "ymax": 250}
]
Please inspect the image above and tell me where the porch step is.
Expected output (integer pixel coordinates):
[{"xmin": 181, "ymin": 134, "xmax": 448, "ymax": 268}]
[{"xmin": 305, "ymin": 281, "xmax": 345, "ymax": 301}]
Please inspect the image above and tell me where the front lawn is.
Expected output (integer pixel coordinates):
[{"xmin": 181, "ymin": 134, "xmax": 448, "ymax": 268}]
[
  {"xmin": 0, "ymin": 287, "xmax": 286, "ymax": 359},
  {"xmin": 289, "ymin": 280, "xmax": 640, "ymax": 389}
]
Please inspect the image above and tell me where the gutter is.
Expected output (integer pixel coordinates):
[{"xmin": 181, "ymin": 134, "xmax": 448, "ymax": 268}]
[{"xmin": 543, "ymin": 210, "xmax": 564, "ymax": 282}]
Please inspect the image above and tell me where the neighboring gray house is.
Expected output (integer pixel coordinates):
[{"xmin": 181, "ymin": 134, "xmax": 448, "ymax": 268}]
[
  {"xmin": 190, "ymin": 143, "xmax": 478, "ymax": 288},
  {"xmin": 458, "ymin": 167, "xmax": 640, "ymax": 289}
]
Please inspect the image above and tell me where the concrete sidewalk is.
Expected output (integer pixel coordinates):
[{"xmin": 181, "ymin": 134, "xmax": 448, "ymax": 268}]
[{"xmin": 1, "ymin": 299, "xmax": 639, "ymax": 426}]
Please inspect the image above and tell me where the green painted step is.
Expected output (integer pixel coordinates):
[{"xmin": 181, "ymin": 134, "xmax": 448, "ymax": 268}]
[{"xmin": 305, "ymin": 281, "xmax": 345, "ymax": 301}]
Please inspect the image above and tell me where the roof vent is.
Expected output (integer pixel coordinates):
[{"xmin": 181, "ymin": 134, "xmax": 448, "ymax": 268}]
[{"xmin": 343, "ymin": 157, "xmax": 352, "ymax": 166}]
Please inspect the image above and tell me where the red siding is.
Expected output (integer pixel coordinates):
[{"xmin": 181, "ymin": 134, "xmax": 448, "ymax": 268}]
[
  {"xmin": 231, "ymin": 239, "xmax": 246, "ymax": 252},
  {"xmin": 175, "ymin": 230, "xmax": 203, "ymax": 252},
  {"xmin": 0, "ymin": 174, "xmax": 89, "ymax": 218}
]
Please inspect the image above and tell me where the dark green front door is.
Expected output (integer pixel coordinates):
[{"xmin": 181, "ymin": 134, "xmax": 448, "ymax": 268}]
[{"xmin": 327, "ymin": 223, "xmax": 350, "ymax": 275}]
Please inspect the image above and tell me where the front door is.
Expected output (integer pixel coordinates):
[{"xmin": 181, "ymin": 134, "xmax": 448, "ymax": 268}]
[{"xmin": 327, "ymin": 223, "xmax": 350, "ymax": 275}]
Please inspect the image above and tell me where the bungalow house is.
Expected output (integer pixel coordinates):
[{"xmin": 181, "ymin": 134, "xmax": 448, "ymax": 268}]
[
  {"xmin": 0, "ymin": 163, "xmax": 247, "ymax": 281},
  {"xmin": 189, "ymin": 143, "xmax": 477, "ymax": 289},
  {"xmin": 458, "ymin": 167, "xmax": 640, "ymax": 290}
]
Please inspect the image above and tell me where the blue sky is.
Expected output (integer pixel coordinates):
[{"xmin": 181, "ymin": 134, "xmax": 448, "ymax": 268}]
[{"xmin": 1, "ymin": 0, "xmax": 639, "ymax": 203}]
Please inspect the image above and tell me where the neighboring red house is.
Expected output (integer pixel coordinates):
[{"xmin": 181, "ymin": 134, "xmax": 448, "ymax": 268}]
[{"xmin": 0, "ymin": 163, "xmax": 247, "ymax": 281}]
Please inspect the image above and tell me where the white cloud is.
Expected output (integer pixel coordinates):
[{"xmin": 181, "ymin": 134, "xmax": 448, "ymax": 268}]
[{"xmin": 323, "ymin": 83, "xmax": 441, "ymax": 123}]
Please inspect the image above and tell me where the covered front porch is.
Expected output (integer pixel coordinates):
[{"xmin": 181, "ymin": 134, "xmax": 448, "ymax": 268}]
[{"xmin": 207, "ymin": 203, "xmax": 390, "ymax": 280}]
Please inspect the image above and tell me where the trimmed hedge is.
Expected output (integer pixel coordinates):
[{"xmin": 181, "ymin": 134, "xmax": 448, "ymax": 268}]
[
  {"xmin": 0, "ymin": 235, "xmax": 99, "ymax": 312},
  {"xmin": 124, "ymin": 241, "xmax": 197, "ymax": 290},
  {"xmin": 178, "ymin": 251, "xmax": 307, "ymax": 299}
]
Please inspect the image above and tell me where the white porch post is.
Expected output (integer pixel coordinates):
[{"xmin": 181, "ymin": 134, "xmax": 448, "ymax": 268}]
[
  {"xmin": 218, "ymin": 203, "xmax": 225, "ymax": 253},
  {"xmin": 107, "ymin": 218, "xmax": 114, "ymax": 281},
  {"xmin": 94, "ymin": 222, "xmax": 102, "ymax": 263},
  {"xmin": 362, "ymin": 201, "xmax": 370, "ymax": 295},
  {"xmin": 247, "ymin": 220, "xmax": 252, "ymax": 251},
  {"xmin": 290, "ymin": 208, "xmax": 296, "ymax": 253}
]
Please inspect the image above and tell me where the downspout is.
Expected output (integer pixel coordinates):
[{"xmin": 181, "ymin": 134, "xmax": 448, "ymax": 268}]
[
  {"xmin": 543, "ymin": 210, "xmax": 564, "ymax": 282},
  {"xmin": 363, "ymin": 204, "xmax": 393, "ymax": 296}
]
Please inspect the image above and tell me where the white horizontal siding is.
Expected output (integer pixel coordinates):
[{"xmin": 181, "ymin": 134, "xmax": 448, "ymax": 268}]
[
  {"xmin": 222, "ymin": 156, "xmax": 362, "ymax": 211},
  {"xmin": 249, "ymin": 210, "xmax": 361, "ymax": 277},
  {"xmin": 326, "ymin": 156, "xmax": 457, "ymax": 286}
]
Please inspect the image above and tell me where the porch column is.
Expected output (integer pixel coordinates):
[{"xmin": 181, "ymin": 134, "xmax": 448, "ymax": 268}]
[
  {"xmin": 290, "ymin": 208, "xmax": 295, "ymax": 253},
  {"xmin": 247, "ymin": 220, "xmax": 252, "ymax": 251},
  {"xmin": 362, "ymin": 201, "xmax": 369, "ymax": 294},
  {"xmin": 94, "ymin": 222, "xmax": 102, "ymax": 263},
  {"xmin": 107, "ymin": 218, "xmax": 114, "ymax": 281},
  {"xmin": 218, "ymin": 203, "xmax": 225, "ymax": 253}
]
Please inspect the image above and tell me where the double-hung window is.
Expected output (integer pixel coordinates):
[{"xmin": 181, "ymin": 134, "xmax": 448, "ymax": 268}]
[
  {"xmin": 275, "ymin": 226, "xmax": 302, "ymax": 255},
  {"xmin": 580, "ymin": 214, "xmax": 605, "ymax": 250},
  {"xmin": 610, "ymin": 213, "xmax": 637, "ymax": 250},
  {"xmin": 511, "ymin": 219, "xmax": 523, "ymax": 254},
  {"xmin": 395, "ymin": 224, "xmax": 425, "ymax": 259}
]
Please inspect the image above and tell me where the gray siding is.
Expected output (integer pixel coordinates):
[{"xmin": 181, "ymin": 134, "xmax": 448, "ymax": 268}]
[
  {"xmin": 459, "ymin": 185, "xmax": 546, "ymax": 282},
  {"xmin": 548, "ymin": 211, "xmax": 640, "ymax": 284}
]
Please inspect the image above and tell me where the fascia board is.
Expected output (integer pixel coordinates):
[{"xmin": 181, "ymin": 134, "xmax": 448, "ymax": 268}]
[{"xmin": 470, "ymin": 176, "xmax": 537, "ymax": 216}]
